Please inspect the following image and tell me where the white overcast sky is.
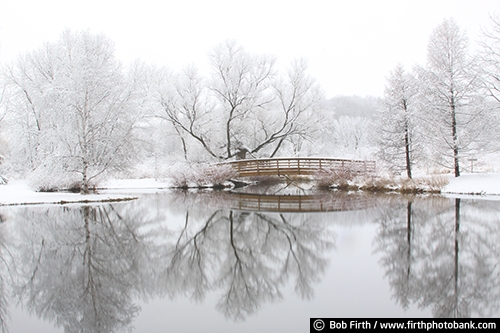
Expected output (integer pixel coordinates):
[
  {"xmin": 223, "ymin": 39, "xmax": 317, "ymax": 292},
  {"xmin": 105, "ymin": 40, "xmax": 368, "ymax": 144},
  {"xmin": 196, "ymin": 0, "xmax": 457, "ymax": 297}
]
[{"xmin": 1, "ymin": 0, "xmax": 499, "ymax": 97}]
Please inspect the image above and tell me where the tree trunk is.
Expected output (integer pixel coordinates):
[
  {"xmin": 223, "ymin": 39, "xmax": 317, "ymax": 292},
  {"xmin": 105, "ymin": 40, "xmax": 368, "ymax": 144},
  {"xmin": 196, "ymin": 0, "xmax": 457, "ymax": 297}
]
[
  {"xmin": 82, "ymin": 160, "xmax": 90, "ymax": 194},
  {"xmin": 404, "ymin": 122, "xmax": 412, "ymax": 179},
  {"xmin": 451, "ymin": 100, "xmax": 460, "ymax": 177}
]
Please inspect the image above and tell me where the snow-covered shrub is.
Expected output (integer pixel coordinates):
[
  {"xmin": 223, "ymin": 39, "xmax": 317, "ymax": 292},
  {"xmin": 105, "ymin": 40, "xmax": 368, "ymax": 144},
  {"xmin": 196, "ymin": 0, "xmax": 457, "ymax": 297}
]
[
  {"xmin": 314, "ymin": 168, "xmax": 356, "ymax": 190},
  {"xmin": 190, "ymin": 164, "xmax": 210, "ymax": 188},
  {"xmin": 167, "ymin": 163, "xmax": 238, "ymax": 189},
  {"xmin": 27, "ymin": 164, "xmax": 83, "ymax": 192},
  {"xmin": 202, "ymin": 164, "xmax": 238, "ymax": 188},
  {"xmin": 167, "ymin": 163, "xmax": 194, "ymax": 189},
  {"xmin": 406, "ymin": 176, "xmax": 449, "ymax": 193},
  {"xmin": 358, "ymin": 176, "xmax": 398, "ymax": 192}
]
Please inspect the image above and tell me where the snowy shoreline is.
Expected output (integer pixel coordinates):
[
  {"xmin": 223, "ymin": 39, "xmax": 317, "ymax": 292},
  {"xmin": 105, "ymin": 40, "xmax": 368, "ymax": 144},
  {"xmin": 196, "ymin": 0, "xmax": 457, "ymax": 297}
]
[
  {"xmin": 1, "ymin": 174, "xmax": 499, "ymax": 207},
  {"xmin": 441, "ymin": 173, "xmax": 500, "ymax": 197},
  {"xmin": 0, "ymin": 180, "xmax": 139, "ymax": 206},
  {"xmin": 0, "ymin": 179, "xmax": 167, "ymax": 206}
]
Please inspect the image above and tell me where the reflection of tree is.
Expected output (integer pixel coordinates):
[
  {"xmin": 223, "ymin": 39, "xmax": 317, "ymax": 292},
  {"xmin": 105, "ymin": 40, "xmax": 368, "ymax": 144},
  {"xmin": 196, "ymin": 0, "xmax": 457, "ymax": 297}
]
[
  {"xmin": 420, "ymin": 199, "xmax": 500, "ymax": 318},
  {"xmin": 6, "ymin": 191, "xmax": 498, "ymax": 330},
  {"xmin": 375, "ymin": 196, "xmax": 500, "ymax": 318},
  {"xmin": 375, "ymin": 199, "xmax": 414, "ymax": 309},
  {"xmin": 375, "ymin": 196, "xmax": 445, "ymax": 310},
  {"xmin": 162, "ymin": 204, "xmax": 335, "ymax": 320},
  {"xmin": 420, "ymin": 198, "xmax": 466, "ymax": 317},
  {"xmin": 0, "ymin": 220, "xmax": 12, "ymax": 333},
  {"xmin": 2, "ymin": 190, "xmax": 344, "ymax": 331},
  {"xmin": 10, "ymin": 203, "xmax": 164, "ymax": 333}
]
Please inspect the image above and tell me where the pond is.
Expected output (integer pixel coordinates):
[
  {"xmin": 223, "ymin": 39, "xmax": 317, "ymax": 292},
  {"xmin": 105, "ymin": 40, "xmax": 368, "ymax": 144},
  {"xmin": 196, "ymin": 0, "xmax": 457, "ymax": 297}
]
[{"xmin": 0, "ymin": 188, "xmax": 499, "ymax": 332}]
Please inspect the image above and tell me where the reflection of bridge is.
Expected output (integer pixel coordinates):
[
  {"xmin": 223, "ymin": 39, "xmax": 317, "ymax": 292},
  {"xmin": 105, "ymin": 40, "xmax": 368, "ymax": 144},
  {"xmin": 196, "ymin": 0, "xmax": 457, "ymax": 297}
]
[
  {"xmin": 224, "ymin": 157, "xmax": 376, "ymax": 178},
  {"xmin": 230, "ymin": 193, "xmax": 371, "ymax": 213}
]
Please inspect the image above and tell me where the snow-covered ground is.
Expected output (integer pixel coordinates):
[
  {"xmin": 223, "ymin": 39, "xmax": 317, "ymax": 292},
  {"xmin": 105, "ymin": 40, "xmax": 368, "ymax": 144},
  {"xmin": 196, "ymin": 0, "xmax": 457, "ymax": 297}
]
[
  {"xmin": 0, "ymin": 179, "xmax": 170, "ymax": 206},
  {"xmin": 0, "ymin": 174, "xmax": 499, "ymax": 206},
  {"xmin": 441, "ymin": 173, "xmax": 500, "ymax": 197}
]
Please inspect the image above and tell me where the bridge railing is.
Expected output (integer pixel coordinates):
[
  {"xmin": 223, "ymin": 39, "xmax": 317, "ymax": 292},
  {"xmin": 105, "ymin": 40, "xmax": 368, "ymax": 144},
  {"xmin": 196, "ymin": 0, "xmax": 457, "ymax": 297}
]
[{"xmin": 223, "ymin": 157, "xmax": 376, "ymax": 178}]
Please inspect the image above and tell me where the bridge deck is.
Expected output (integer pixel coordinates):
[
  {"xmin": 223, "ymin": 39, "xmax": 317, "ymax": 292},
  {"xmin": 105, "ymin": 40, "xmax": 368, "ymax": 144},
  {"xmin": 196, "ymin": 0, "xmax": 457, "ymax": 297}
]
[{"xmin": 224, "ymin": 157, "xmax": 376, "ymax": 178}]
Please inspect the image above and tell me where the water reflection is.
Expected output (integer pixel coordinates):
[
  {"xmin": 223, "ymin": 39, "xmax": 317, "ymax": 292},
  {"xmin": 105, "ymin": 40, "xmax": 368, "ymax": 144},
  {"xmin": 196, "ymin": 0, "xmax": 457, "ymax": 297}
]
[
  {"xmin": 166, "ymin": 189, "xmax": 374, "ymax": 213},
  {"xmin": 7, "ymin": 204, "xmax": 161, "ymax": 332},
  {"xmin": 164, "ymin": 207, "xmax": 335, "ymax": 320},
  {"xmin": 0, "ymin": 192, "xmax": 499, "ymax": 332},
  {"xmin": 0, "ymin": 221, "xmax": 9, "ymax": 333},
  {"xmin": 374, "ymin": 196, "xmax": 500, "ymax": 318},
  {"xmin": 0, "ymin": 193, "xmax": 338, "ymax": 332}
]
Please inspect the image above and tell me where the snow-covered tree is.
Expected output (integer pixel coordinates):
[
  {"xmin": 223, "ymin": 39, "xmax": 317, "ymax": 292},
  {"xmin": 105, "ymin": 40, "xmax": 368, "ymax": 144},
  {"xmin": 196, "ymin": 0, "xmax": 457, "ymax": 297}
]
[
  {"xmin": 378, "ymin": 64, "xmax": 422, "ymax": 178},
  {"xmin": 5, "ymin": 30, "xmax": 142, "ymax": 193},
  {"xmin": 420, "ymin": 19, "xmax": 490, "ymax": 177},
  {"xmin": 157, "ymin": 65, "xmax": 218, "ymax": 161},
  {"xmin": 328, "ymin": 116, "xmax": 374, "ymax": 159},
  {"xmin": 209, "ymin": 40, "xmax": 276, "ymax": 159},
  {"xmin": 480, "ymin": 13, "xmax": 500, "ymax": 104},
  {"xmin": 158, "ymin": 41, "xmax": 323, "ymax": 161},
  {"xmin": 3, "ymin": 45, "xmax": 53, "ymax": 174},
  {"xmin": 478, "ymin": 13, "xmax": 500, "ymax": 151},
  {"xmin": 315, "ymin": 95, "xmax": 380, "ymax": 159},
  {"xmin": 0, "ymin": 80, "xmax": 7, "ymax": 184},
  {"xmin": 252, "ymin": 58, "xmax": 323, "ymax": 158}
]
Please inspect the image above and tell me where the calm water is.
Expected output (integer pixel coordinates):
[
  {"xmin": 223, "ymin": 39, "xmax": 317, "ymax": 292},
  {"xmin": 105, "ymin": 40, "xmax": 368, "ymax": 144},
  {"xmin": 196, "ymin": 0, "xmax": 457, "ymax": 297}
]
[{"xmin": 0, "ymin": 189, "xmax": 499, "ymax": 333}]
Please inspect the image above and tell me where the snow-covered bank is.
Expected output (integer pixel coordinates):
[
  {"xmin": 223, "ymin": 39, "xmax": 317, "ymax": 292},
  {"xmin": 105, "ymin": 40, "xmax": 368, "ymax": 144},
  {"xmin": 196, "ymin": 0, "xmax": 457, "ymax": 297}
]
[
  {"xmin": 442, "ymin": 173, "xmax": 500, "ymax": 196},
  {"xmin": 1, "ymin": 174, "xmax": 500, "ymax": 206},
  {"xmin": 0, "ymin": 179, "xmax": 142, "ymax": 206},
  {"xmin": 101, "ymin": 178, "xmax": 172, "ymax": 192}
]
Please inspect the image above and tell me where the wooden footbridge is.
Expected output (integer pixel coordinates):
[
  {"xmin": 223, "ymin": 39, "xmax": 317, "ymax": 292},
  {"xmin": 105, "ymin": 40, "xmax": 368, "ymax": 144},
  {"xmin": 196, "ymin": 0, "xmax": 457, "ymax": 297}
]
[{"xmin": 223, "ymin": 157, "xmax": 376, "ymax": 178}]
